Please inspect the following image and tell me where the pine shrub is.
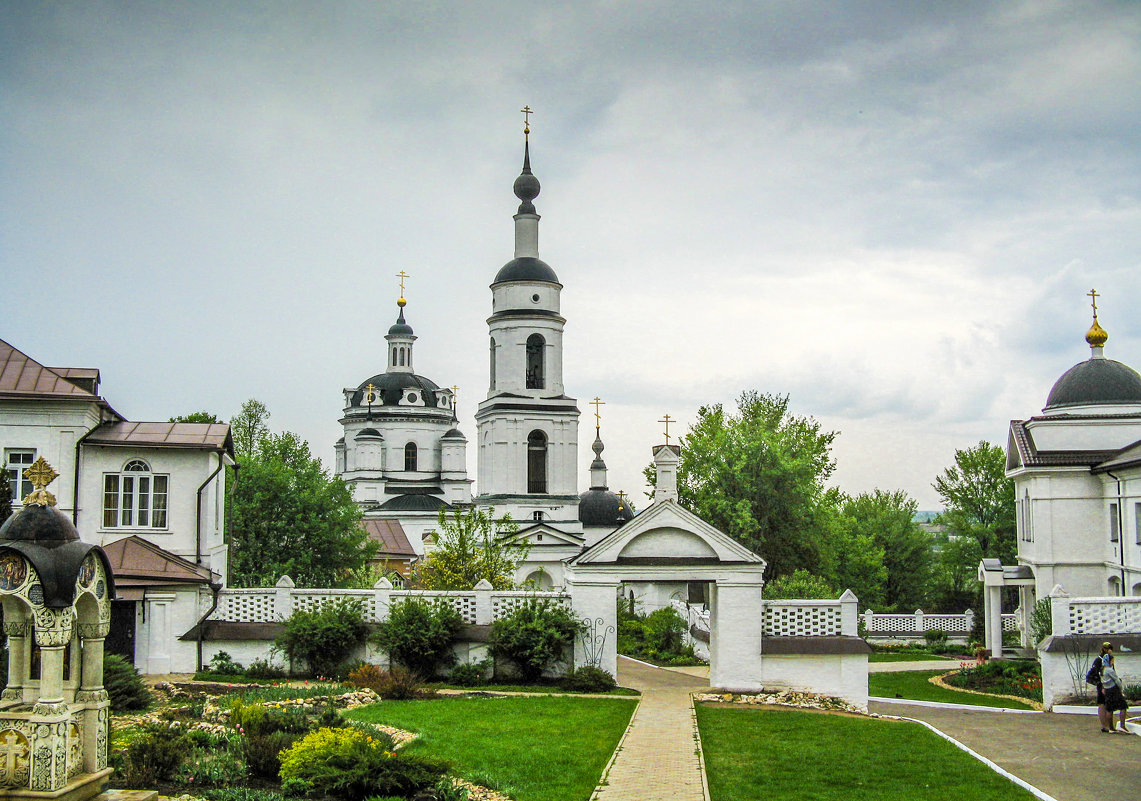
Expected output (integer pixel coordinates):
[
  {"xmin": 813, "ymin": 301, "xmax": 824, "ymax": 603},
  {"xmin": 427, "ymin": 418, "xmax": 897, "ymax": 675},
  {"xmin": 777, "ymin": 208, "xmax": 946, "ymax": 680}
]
[
  {"xmin": 104, "ymin": 653, "xmax": 153, "ymax": 712},
  {"xmin": 244, "ymin": 730, "xmax": 305, "ymax": 780},
  {"xmin": 117, "ymin": 728, "xmax": 188, "ymax": 786}
]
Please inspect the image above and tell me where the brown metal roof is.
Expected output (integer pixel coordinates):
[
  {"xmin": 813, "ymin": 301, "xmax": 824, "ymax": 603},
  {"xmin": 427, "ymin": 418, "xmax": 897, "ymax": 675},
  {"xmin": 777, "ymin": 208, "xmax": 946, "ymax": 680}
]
[
  {"xmin": 101, "ymin": 535, "xmax": 218, "ymax": 585},
  {"xmin": 48, "ymin": 367, "xmax": 100, "ymax": 394},
  {"xmin": 1008, "ymin": 420, "xmax": 1119, "ymax": 468},
  {"xmin": 361, "ymin": 518, "xmax": 417, "ymax": 557},
  {"xmin": 85, "ymin": 421, "xmax": 233, "ymax": 453},
  {"xmin": 1093, "ymin": 438, "xmax": 1141, "ymax": 473},
  {"xmin": 0, "ymin": 339, "xmax": 98, "ymax": 398}
]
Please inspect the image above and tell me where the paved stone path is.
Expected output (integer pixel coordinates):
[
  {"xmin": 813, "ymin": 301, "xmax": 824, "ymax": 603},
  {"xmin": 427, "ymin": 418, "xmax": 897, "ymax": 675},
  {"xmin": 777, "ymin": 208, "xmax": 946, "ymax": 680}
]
[
  {"xmin": 871, "ymin": 699, "xmax": 1141, "ymax": 801},
  {"xmin": 593, "ymin": 657, "xmax": 708, "ymax": 801}
]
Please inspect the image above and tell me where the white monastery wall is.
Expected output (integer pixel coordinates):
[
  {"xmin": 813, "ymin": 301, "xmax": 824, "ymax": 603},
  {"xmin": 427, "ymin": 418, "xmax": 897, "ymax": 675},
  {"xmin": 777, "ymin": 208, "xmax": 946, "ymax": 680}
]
[{"xmin": 760, "ymin": 654, "xmax": 869, "ymax": 710}]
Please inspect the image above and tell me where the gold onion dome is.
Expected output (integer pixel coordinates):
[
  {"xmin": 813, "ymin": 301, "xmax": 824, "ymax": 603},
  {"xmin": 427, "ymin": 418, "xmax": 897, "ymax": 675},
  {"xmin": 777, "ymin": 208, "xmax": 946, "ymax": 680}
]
[{"xmin": 1086, "ymin": 318, "xmax": 1108, "ymax": 348}]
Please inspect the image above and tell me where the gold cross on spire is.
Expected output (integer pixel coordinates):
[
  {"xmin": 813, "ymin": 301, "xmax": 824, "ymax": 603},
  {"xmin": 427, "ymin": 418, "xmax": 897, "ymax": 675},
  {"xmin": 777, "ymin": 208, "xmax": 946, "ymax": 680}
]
[
  {"xmin": 1088, "ymin": 288, "xmax": 1100, "ymax": 317},
  {"xmin": 590, "ymin": 396, "xmax": 605, "ymax": 430},
  {"xmin": 365, "ymin": 383, "xmax": 378, "ymax": 404},
  {"xmin": 22, "ymin": 456, "xmax": 59, "ymax": 507},
  {"xmin": 395, "ymin": 270, "xmax": 409, "ymax": 305},
  {"xmin": 659, "ymin": 414, "xmax": 675, "ymax": 444},
  {"xmin": 451, "ymin": 386, "xmax": 459, "ymax": 404},
  {"xmin": 521, "ymin": 105, "xmax": 533, "ymax": 137}
]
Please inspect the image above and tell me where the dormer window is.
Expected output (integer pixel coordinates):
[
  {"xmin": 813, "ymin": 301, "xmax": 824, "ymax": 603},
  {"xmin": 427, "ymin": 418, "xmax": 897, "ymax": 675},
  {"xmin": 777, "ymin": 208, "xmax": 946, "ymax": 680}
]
[{"xmin": 103, "ymin": 459, "xmax": 168, "ymax": 529}]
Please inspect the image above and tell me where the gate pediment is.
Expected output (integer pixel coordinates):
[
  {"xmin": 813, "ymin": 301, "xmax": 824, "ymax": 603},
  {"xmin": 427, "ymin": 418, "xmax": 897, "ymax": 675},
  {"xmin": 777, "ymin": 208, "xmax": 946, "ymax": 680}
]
[{"xmin": 568, "ymin": 500, "xmax": 764, "ymax": 568}]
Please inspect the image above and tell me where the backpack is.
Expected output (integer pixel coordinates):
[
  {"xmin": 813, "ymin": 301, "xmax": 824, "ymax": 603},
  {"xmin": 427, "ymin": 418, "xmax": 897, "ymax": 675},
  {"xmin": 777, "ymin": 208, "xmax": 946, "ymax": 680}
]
[{"xmin": 1085, "ymin": 657, "xmax": 1103, "ymax": 686}]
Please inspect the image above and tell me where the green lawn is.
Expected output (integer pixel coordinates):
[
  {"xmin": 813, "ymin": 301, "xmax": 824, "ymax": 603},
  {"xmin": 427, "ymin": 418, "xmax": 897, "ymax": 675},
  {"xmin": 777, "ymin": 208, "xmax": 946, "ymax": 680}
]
[
  {"xmin": 429, "ymin": 682, "xmax": 640, "ymax": 696},
  {"xmin": 348, "ymin": 695, "xmax": 636, "ymax": 801},
  {"xmin": 697, "ymin": 705, "xmax": 1035, "ymax": 801},
  {"xmin": 868, "ymin": 652, "xmax": 956, "ymax": 663},
  {"xmin": 869, "ymin": 670, "xmax": 1035, "ymax": 709}
]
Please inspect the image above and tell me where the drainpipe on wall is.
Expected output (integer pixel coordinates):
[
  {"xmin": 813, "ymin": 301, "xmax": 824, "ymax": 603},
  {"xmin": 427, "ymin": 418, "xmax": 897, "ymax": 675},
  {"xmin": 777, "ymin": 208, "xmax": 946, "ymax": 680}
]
[
  {"xmin": 71, "ymin": 426, "xmax": 101, "ymax": 526},
  {"xmin": 196, "ymin": 582, "xmax": 223, "ymax": 673},
  {"xmin": 195, "ymin": 450, "xmax": 226, "ymax": 566},
  {"xmin": 1106, "ymin": 470, "xmax": 1127, "ymax": 595}
]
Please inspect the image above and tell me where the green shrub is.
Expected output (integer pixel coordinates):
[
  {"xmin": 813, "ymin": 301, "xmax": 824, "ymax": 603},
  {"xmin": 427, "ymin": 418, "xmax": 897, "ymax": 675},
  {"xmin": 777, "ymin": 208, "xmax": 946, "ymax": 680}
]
[
  {"xmin": 348, "ymin": 664, "xmax": 427, "ymax": 700},
  {"xmin": 117, "ymin": 728, "xmax": 188, "ymax": 786},
  {"xmin": 561, "ymin": 666, "xmax": 617, "ymax": 693},
  {"xmin": 643, "ymin": 608, "xmax": 687, "ymax": 654},
  {"xmin": 945, "ymin": 660, "xmax": 1042, "ymax": 701},
  {"xmin": 275, "ymin": 599, "xmax": 370, "ymax": 678},
  {"xmin": 246, "ymin": 658, "xmax": 288, "ymax": 680},
  {"xmin": 924, "ymin": 629, "xmax": 948, "ymax": 650},
  {"xmin": 104, "ymin": 653, "xmax": 153, "ymax": 712},
  {"xmin": 1030, "ymin": 597, "xmax": 1053, "ymax": 646},
  {"xmin": 203, "ymin": 790, "xmax": 286, "ymax": 801},
  {"xmin": 449, "ymin": 659, "xmax": 491, "ymax": 687},
  {"xmin": 1124, "ymin": 684, "xmax": 1141, "ymax": 701},
  {"xmin": 616, "ymin": 603, "xmax": 704, "ymax": 665},
  {"xmin": 209, "ymin": 650, "xmax": 245, "ymax": 675},
  {"xmin": 244, "ymin": 730, "xmax": 305, "ymax": 780},
  {"xmin": 278, "ymin": 727, "xmax": 447, "ymax": 801},
  {"xmin": 228, "ymin": 698, "xmax": 311, "ymax": 736},
  {"xmin": 280, "ymin": 779, "xmax": 313, "ymax": 798},
  {"xmin": 175, "ymin": 746, "xmax": 247, "ymax": 787},
  {"xmin": 490, "ymin": 598, "xmax": 582, "ymax": 682},
  {"xmin": 373, "ymin": 598, "xmax": 462, "ymax": 678}
]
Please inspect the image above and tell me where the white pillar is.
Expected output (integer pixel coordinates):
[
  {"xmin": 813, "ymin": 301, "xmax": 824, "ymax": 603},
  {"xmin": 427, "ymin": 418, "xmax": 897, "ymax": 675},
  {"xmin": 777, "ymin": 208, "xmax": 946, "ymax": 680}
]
[
  {"xmin": 986, "ymin": 586, "xmax": 1003, "ymax": 657},
  {"xmin": 565, "ymin": 576, "xmax": 618, "ymax": 676},
  {"xmin": 710, "ymin": 580, "xmax": 763, "ymax": 691}
]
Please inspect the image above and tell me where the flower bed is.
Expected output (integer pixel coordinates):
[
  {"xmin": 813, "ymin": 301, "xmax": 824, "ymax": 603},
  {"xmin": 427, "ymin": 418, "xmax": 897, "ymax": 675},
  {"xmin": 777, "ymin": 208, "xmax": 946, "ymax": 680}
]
[{"xmin": 942, "ymin": 660, "xmax": 1042, "ymax": 702}]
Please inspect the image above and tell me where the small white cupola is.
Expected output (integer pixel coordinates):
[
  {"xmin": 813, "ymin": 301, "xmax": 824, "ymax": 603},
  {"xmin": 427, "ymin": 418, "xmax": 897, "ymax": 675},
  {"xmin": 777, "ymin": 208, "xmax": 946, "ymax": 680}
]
[
  {"xmin": 652, "ymin": 443, "xmax": 680, "ymax": 504},
  {"xmin": 386, "ymin": 294, "xmax": 416, "ymax": 375}
]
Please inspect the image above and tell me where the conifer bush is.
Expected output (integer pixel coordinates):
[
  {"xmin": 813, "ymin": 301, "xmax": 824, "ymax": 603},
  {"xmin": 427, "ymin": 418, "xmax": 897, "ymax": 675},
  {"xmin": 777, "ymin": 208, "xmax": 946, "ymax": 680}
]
[{"xmin": 104, "ymin": 653, "xmax": 153, "ymax": 711}]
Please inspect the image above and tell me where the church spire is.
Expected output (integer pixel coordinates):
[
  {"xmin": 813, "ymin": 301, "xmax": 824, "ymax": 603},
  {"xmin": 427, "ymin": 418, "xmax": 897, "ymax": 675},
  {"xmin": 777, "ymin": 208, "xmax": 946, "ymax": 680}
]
[
  {"xmin": 386, "ymin": 272, "xmax": 416, "ymax": 374},
  {"xmin": 512, "ymin": 107, "xmax": 541, "ymax": 257},
  {"xmin": 1086, "ymin": 288, "xmax": 1108, "ymax": 359},
  {"xmin": 590, "ymin": 397, "xmax": 608, "ymax": 490}
]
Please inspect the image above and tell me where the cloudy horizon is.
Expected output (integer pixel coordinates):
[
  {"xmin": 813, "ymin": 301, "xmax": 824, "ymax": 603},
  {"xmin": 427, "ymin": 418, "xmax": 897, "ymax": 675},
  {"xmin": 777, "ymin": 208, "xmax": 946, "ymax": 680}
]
[{"xmin": 4, "ymin": 1, "xmax": 1140, "ymax": 510}]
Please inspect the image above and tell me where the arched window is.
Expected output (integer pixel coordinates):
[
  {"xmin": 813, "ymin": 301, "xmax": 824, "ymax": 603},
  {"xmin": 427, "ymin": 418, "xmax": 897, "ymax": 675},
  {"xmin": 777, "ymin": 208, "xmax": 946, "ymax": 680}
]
[
  {"xmin": 489, "ymin": 337, "xmax": 496, "ymax": 389},
  {"xmin": 398, "ymin": 348, "xmax": 405, "ymax": 367},
  {"xmin": 527, "ymin": 430, "xmax": 547, "ymax": 493},
  {"xmin": 103, "ymin": 459, "xmax": 168, "ymax": 528},
  {"xmin": 526, "ymin": 334, "xmax": 545, "ymax": 389},
  {"xmin": 404, "ymin": 442, "xmax": 418, "ymax": 472}
]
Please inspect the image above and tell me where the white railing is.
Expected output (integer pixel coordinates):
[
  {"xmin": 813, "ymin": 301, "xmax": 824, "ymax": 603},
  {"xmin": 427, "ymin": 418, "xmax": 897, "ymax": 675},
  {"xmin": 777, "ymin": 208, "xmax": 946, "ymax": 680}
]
[
  {"xmin": 764, "ymin": 591, "xmax": 859, "ymax": 637},
  {"xmin": 1051, "ymin": 594, "xmax": 1141, "ymax": 636},
  {"xmin": 861, "ymin": 608, "xmax": 1018, "ymax": 637},
  {"xmin": 210, "ymin": 576, "xmax": 569, "ymax": 627}
]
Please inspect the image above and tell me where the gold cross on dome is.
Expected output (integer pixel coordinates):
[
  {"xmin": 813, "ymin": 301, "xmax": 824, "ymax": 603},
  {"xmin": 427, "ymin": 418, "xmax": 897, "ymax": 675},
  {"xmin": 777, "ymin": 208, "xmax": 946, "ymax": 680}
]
[
  {"xmin": 521, "ymin": 105, "xmax": 533, "ymax": 135},
  {"xmin": 365, "ymin": 383, "xmax": 378, "ymax": 404},
  {"xmin": 659, "ymin": 414, "xmax": 675, "ymax": 444},
  {"xmin": 395, "ymin": 270, "xmax": 409, "ymax": 299},
  {"xmin": 590, "ymin": 396, "xmax": 605, "ymax": 429},
  {"xmin": 22, "ymin": 456, "xmax": 59, "ymax": 507},
  {"xmin": 1088, "ymin": 288, "xmax": 1100, "ymax": 317},
  {"xmin": 451, "ymin": 386, "xmax": 459, "ymax": 402}
]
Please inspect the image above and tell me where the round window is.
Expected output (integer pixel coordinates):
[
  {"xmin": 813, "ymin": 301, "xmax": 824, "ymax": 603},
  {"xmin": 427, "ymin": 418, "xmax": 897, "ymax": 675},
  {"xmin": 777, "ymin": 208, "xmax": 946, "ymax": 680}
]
[
  {"xmin": 531, "ymin": 293, "xmax": 541, "ymax": 302},
  {"xmin": 406, "ymin": 393, "xmax": 417, "ymax": 403}
]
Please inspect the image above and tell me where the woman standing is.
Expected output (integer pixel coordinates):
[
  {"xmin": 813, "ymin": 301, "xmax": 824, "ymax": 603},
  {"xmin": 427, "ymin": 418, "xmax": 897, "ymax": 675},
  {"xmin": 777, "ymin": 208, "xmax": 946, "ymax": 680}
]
[{"xmin": 1101, "ymin": 645, "xmax": 1131, "ymax": 734}]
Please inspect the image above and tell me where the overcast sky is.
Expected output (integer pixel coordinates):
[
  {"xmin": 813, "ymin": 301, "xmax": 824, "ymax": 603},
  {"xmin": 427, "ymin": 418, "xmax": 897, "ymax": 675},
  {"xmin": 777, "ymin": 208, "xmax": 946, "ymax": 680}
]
[{"xmin": 4, "ymin": 1, "xmax": 1141, "ymax": 510}]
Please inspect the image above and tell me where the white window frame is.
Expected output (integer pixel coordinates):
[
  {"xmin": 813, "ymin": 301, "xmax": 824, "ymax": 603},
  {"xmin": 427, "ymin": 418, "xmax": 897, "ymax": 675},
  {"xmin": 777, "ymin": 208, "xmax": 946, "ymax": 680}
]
[
  {"xmin": 103, "ymin": 459, "xmax": 169, "ymax": 529},
  {"xmin": 4, "ymin": 449, "xmax": 37, "ymax": 505}
]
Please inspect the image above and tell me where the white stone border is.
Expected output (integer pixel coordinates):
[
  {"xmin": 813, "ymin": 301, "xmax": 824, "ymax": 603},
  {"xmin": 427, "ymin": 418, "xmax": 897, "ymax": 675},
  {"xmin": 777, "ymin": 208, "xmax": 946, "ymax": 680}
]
[
  {"xmin": 869, "ymin": 696, "xmax": 1042, "ymax": 714},
  {"xmin": 880, "ymin": 714, "xmax": 1059, "ymax": 801}
]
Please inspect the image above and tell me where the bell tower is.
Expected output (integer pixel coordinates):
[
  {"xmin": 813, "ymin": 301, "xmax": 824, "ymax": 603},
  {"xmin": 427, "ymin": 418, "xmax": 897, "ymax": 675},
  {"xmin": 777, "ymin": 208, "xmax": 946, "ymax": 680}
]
[{"xmin": 475, "ymin": 113, "xmax": 581, "ymax": 524}]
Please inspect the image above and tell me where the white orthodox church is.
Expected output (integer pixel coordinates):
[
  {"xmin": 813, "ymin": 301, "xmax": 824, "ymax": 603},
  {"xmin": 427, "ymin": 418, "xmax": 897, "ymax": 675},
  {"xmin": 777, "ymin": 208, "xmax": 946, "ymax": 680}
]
[{"xmin": 335, "ymin": 131, "xmax": 633, "ymax": 585}]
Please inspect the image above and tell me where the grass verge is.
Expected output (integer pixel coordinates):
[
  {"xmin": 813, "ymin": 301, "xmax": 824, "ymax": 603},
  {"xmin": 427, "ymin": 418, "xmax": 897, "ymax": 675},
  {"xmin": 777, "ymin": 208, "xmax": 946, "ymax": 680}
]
[
  {"xmin": 430, "ymin": 682, "xmax": 639, "ymax": 696},
  {"xmin": 348, "ymin": 694, "xmax": 636, "ymax": 801},
  {"xmin": 868, "ymin": 670, "xmax": 1035, "ymax": 709},
  {"xmin": 697, "ymin": 705, "xmax": 1034, "ymax": 801},
  {"xmin": 868, "ymin": 652, "xmax": 956, "ymax": 663}
]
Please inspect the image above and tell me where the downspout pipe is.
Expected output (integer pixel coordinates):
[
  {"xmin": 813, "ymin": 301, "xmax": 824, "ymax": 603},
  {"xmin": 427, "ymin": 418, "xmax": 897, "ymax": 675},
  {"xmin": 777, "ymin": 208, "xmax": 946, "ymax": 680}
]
[
  {"xmin": 196, "ymin": 581, "xmax": 223, "ymax": 673},
  {"xmin": 1105, "ymin": 470, "xmax": 1127, "ymax": 595},
  {"xmin": 72, "ymin": 426, "xmax": 100, "ymax": 526},
  {"xmin": 196, "ymin": 450, "xmax": 226, "ymax": 565}
]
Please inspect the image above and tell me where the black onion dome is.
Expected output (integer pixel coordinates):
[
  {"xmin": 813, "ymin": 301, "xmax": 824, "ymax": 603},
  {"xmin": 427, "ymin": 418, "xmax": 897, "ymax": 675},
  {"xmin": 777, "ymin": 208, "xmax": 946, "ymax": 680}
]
[
  {"xmin": 378, "ymin": 494, "xmax": 450, "ymax": 512},
  {"xmin": 493, "ymin": 257, "xmax": 560, "ymax": 285},
  {"xmin": 388, "ymin": 308, "xmax": 414, "ymax": 337},
  {"xmin": 513, "ymin": 140, "xmax": 541, "ymax": 213},
  {"xmin": 1045, "ymin": 358, "xmax": 1141, "ymax": 410},
  {"xmin": 579, "ymin": 489, "xmax": 635, "ymax": 527},
  {"xmin": 352, "ymin": 373, "xmax": 442, "ymax": 407},
  {"xmin": 0, "ymin": 506, "xmax": 115, "ymax": 608}
]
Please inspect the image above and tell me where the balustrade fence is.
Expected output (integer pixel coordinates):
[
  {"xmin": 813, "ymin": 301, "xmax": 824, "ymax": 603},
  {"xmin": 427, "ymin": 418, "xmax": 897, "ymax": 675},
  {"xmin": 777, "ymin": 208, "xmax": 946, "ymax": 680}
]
[
  {"xmin": 672, "ymin": 592, "xmax": 861, "ymax": 640},
  {"xmin": 211, "ymin": 576, "xmax": 570, "ymax": 627},
  {"xmin": 860, "ymin": 609, "xmax": 1018, "ymax": 638},
  {"xmin": 1049, "ymin": 594, "xmax": 1141, "ymax": 636}
]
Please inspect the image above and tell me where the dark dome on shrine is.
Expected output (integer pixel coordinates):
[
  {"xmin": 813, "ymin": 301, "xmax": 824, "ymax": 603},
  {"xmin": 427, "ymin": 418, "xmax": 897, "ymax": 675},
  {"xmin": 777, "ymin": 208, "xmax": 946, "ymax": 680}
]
[
  {"xmin": 352, "ymin": 373, "xmax": 442, "ymax": 408},
  {"xmin": 0, "ymin": 503, "xmax": 79, "ymax": 544},
  {"xmin": 0, "ymin": 506, "xmax": 115, "ymax": 609},
  {"xmin": 493, "ymin": 257, "xmax": 560, "ymax": 286},
  {"xmin": 579, "ymin": 489, "xmax": 634, "ymax": 527},
  {"xmin": 1045, "ymin": 358, "xmax": 1141, "ymax": 410}
]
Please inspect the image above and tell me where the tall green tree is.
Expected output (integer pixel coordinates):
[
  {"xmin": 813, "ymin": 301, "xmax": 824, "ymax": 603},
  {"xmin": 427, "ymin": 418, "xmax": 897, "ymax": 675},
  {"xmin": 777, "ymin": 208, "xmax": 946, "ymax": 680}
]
[
  {"xmin": 229, "ymin": 430, "xmax": 371, "ymax": 587},
  {"xmin": 647, "ymin": 391, "xmax": 838, "ymax": 579},
  {"xmin": 169, "ymin": 412, "xmax": 223, "ymax": 424},
  {"xmin": 930, "ymin": 535, "xmax": 983, "ymax": 612},
  {"xmin": 932, "ymin": 441, "xmax": 1015, "ymax": 562},
  {"xmin": 230, "ymin": 399, "xmax": 270, "ymax": 458},
  {"xmin": 838, "ymin": 489, "xmax": 931, "ymax": 612},
  {"xmin": 819, "ymin": 495, "xmax": 888, "ymax": 609},
  {"xmin": 412, "ymin": 506, "xmax": 525, "ymax": 590}
]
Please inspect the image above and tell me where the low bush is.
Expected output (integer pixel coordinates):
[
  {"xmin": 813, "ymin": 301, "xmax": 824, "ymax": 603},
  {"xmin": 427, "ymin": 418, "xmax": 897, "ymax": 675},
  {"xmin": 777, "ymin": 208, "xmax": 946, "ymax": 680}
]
[
  {"xmin": 202, "ymin": 790, "xmax": 286, "ymax": 801},
  {"xmin": 278, "ymin": 727, "xmax": 447, "ymax": 801},
  {"xmin": 490, "ymin": 598, "xmax": 582, "ymax": 682},
  {"xmin": 945, "ymin": 660, "xmax": 1042, "ymax": 701},
  {"xmin": 244, "ymin": 730, "xmax": 305, "ymax": 780},
  {"xmin": 448, "ymin": 659, "xmax": 491, "ymax": 687},
  {"xmin": 1030, "ymin": 597, "xmax": 1053, "ymax": 646},
  {"xmin": 175, "ymin": 746, "xmax": 247, "ymax": 788},
  {"xmin": 561, "ymin": 666, "xmax": 617, "ymax": 693},
  {"xmin": 209, "ymin": 651, "xmax": 246, "ymax": 675},
  {"xmin": 246, "ymin": 658, "xmax": 288, "ymax": 680},
  {"xmin": 924, "ymin": 629, "xmax": 948, "ymax": 650},
  {"xmin": 617, "ymin": 604, "xmax": 704, "ymax": 665},
  {"xmin": 104, "ymin": 653, "xmax": 153, "ymax": 712},
  {"xmin": 373, "ymin": 598, "xmax": 462, "ymax": 678},
  {"xmin": 228, "ymin": 698, "xmax": 311, "ymax": 737},
  {"xmin": 275, "ymin": 599, "xmax": 370, "ymax": 678},
  {"xmin": 347, "ymin": 664, "xmax": 427, "ymax": 700},
  {"xmin": 116, "ymin": 727, "xmax": 188, "ymax": 786}
]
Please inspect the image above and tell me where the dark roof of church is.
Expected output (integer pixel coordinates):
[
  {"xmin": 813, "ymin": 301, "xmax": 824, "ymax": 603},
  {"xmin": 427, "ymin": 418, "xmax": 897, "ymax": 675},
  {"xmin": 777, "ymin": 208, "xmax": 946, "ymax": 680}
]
[
  {"xmin": 1007, "ymin": 420, "xmax": 1119, "ymax": 469},
  {"xmin": 1045, "ymin": 357, "xmax": 1141, "ymax": 410},
  {"xmin": 352, "ymin": 372, "xmax": 442, "ymax": 408},
  {"xmin": 493, "ymin": 257, "xmax": 560, "ymax": 285},
  {"xmin": 377, "ymin": 493, "xmax": 450, "ymax": 512},
  {"xmin": 579, "ymin": 488, "xmax": 635, "ymax": 527}
]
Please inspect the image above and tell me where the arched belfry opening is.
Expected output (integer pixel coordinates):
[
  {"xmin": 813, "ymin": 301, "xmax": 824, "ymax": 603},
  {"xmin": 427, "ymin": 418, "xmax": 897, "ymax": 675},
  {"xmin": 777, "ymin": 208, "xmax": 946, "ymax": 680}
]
[
  {"xmin": 526, "ymin": 334, "xmax": 545, "ymax": 389},
  {"xmin": 404, "ymin": 442, "xmax": 418, "ymax": 472},
  {"xmin": 527, "ymin": 430, "xmax": 547, "ymax": 493}
]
